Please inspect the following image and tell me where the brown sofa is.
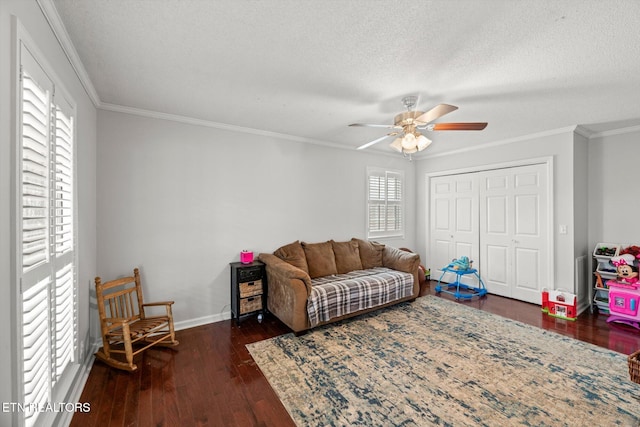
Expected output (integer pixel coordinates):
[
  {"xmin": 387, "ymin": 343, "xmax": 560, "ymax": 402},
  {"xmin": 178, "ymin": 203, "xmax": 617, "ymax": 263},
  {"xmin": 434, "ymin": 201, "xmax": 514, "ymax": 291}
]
[{"xmin": 259, "ymin": 238, "xmax": 421, "ymax": 334}]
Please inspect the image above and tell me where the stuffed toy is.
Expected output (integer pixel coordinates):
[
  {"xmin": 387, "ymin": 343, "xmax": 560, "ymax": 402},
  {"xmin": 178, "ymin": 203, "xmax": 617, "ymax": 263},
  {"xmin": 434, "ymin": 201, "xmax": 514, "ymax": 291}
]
[
  {"xmin": 448, "ymin": 256, "xmax": 472, "ymax": 271},
  {"xmin": 611, "ymin": 254, "xmax": 639, "ymax": 285}
]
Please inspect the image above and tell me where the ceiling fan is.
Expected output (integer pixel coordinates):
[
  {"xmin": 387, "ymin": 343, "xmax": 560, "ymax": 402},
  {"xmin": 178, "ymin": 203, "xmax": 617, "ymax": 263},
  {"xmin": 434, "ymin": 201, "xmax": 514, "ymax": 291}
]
[{"xmin": 350, "ymin": 96, "xmax": 487, "ymax": 155}]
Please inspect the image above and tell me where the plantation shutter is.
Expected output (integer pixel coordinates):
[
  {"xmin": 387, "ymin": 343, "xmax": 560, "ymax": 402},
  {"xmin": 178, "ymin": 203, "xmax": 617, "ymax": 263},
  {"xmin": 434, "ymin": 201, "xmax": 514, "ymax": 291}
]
[
  {"xmin": 18, "ymin": 42, "xmax": 77, "ymax": 427},
  {"xmin": 368, "ymin": 172, "xmax": 386, "ymax": 233},
  {"xmin": 367, "ymin": 168, "xmax": 404, "ymax": 238},
  {"xmin": 54, "ymin": 104, "xmax": 73, "ymax": 256},
  {"xmin": 53, "ymin": 96, "xmax": 76, "ymax": 383},
  {"xmin": 22, "ymin": 277, "xmax": 51, "ymax": 427},
  {"xmin": 21, "ymin": 67, "xmax": 50, "ymax": 272}
]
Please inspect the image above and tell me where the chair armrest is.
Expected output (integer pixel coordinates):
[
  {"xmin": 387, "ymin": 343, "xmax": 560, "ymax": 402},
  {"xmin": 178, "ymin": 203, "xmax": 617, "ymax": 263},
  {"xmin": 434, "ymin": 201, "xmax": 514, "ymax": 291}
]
[
  {"xmin": 142, "ymin": 301, "xmax": 175, "ymax": 307},
  {"xmin": 141, "ymin": 301, "xmax": 175, "ymax": 319}
]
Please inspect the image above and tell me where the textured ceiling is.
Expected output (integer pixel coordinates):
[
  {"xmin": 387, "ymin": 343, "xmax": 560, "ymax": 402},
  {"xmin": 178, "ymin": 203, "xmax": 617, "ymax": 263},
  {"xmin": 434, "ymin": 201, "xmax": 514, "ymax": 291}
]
[{"xmin": 52, "ymin": 0, "xmax": 640, "ymax": 156}]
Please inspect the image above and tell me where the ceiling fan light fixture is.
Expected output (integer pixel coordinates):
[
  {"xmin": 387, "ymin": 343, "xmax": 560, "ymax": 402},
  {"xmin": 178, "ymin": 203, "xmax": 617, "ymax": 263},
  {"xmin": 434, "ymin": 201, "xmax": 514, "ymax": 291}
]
[
  {"xmin": 390, "ymin": 137, "xmax": 404, "ymax": 152},
  {"xmin": 416, "ymin": 134, "xmax": 432, "ymax": 151},
  {"xmin": 401, "ymin": 132, "xmax": 416, "ymax": 149},
  {"xmin": 403, "ymin": 146, "xmax": 418, "ymax": 154}
]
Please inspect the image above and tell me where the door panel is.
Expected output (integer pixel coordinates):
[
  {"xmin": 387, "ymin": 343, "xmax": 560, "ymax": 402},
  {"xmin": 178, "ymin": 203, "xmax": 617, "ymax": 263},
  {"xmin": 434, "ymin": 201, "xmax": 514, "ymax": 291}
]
[
  {"xmin": 515, "ymin": 195, "xmax": 539, "ymax": 236},
  {"xmin": 434, "ymin": 239, "xmax": 453, "ymax": 279},
  {"xmin": 486, "ymin": 196, "xmax": 507, "ymax": 234},
  {"xmin": 515, "ymin": 248, "xmax": 539, "ymax": 291},
  {"xmin": 456, "ymin": 198, "xmax": 473, "ymax": 232},
  {"xmin": 434, "ymin": 198, "xmax": 450, "ymax": 230},
  {"xmin": 480, "ymin": 164, "xmax": 548, "ymax": 303},
  {"xmin": 484, "ymin": 244, "xmax": 509, "ymax": 296},
  {"xmin": 430, "ymin": 174, "xmax": 479, "ymax": 285},
  {"xmin": 511, "ymin": 165, "xmax": 548, "ymax": 302}
]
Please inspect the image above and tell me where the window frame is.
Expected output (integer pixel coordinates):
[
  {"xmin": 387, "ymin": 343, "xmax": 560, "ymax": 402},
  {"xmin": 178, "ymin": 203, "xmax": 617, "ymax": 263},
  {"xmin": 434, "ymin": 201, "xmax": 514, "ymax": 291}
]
[
  {"xmin": 12, "ymin": 19, "xmax": 79, "ymax": 427},
  {"xmin": 366, "ymin": 167, "xmax": 405, "ymax": 239}
]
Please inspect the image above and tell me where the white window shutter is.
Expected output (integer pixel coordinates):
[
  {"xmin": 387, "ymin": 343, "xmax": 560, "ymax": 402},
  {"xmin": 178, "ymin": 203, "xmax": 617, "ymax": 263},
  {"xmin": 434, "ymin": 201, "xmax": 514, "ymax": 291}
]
[
  {"xmin": 53, "ymin": 105, "xmax": 73, "ymax": 256},
  {"xmin": 54, "ymin": 263, "xmax": 75, "ymax": 382},
  {"xmin": 366, "ymin": 168, "xmax": 404, "ymax": 238},
  {"xmin": 21, "ymin": 72, "xmax": 50, "ymax": 272},
  {"xmin": 21, "ymin": 277, "xmax": 51, "ymax": 427},
  {"xmin": 17, "ymin": 39, "xmax": 78, "ymax": 427}
]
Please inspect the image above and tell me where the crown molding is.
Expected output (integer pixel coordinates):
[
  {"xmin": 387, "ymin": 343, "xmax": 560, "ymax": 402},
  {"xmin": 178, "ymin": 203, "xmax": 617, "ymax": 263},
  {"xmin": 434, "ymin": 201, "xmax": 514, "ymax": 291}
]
[
  {"xmin": 37, "ymin": 0, "xmax": 101, "ymax": 107},
  {"xmin": 587, "ymin": 124, "xmax": 640, "ymax": 139},
  {"xmin": 573, "ymin": 125, "xmax": 592, "ymax": 139},
  {"xmin": 99, "ymin": 102, "xmax": 390, "ymax": 154},
  {"xmin": 416, "ymin": 126, "xmax": 579, "ymax": 160}
]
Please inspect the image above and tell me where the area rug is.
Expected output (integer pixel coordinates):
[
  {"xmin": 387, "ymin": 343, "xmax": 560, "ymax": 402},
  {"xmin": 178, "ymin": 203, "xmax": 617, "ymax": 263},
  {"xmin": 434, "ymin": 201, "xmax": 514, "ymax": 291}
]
[{"xmin": 247, "ymin": 296, "xmax": 640, "ymax": 426}]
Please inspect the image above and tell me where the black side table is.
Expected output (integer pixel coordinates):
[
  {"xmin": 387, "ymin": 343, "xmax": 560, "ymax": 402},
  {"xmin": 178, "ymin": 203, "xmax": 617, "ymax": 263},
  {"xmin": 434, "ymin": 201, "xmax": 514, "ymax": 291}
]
[{"xmin": 230, "ymin": 261, "xmax": 267, "ymax": 325}]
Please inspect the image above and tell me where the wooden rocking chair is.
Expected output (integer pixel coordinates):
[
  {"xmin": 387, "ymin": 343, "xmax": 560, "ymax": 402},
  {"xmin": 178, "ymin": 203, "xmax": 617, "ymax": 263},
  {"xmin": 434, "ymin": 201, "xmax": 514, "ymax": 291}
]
[{"xmin": 94, "ymin": 268, "xmax": 179, "ymax": 371}]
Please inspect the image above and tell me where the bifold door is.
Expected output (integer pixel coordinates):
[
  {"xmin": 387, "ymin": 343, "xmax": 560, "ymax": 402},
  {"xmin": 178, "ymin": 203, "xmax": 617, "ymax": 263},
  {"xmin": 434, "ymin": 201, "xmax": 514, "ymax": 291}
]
[{"xmin": 430, "ymin": 163, "xmax": 549, "ymax": 304}]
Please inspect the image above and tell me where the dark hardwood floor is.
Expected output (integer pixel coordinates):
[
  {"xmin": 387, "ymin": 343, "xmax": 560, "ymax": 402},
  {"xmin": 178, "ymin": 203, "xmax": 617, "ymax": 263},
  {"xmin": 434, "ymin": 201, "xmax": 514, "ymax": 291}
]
[{"xmin": 71, "ymin": 282, "xmax": 640, "ymax": 427}]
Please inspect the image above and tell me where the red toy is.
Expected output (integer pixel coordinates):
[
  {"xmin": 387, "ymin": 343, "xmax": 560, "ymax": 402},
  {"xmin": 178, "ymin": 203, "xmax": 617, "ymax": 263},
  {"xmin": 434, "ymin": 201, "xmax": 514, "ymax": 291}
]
[{"xmin": 541, "ymin": 289, "xmax": 577, "ymax": 321}]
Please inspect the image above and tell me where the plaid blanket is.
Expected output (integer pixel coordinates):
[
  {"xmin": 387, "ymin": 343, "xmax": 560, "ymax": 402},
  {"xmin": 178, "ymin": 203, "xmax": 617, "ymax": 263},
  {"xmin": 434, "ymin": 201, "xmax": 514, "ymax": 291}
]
[{"xmin": 307, "ymin": 267, "xmax": 414, "ymax": 327}]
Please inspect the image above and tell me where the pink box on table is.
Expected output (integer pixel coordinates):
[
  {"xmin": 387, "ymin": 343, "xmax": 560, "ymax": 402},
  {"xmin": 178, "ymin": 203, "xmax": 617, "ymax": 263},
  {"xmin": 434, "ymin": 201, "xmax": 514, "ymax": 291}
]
[{"xmin": 240, "ymin": 250, "xmax": 254, "ymax": 264}]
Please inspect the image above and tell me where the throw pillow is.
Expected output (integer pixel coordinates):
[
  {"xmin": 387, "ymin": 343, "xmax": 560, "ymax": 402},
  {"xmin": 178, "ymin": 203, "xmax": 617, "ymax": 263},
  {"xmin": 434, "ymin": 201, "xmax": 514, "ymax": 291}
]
[
  {"xmin": 273, "ymin": 240, "xmax": 309, "ymax": 274},
  {"xmin": 352, "ymin": 238, "xmax": 385, "ymax": 269},
  {"xmin": 331, "ymin": 240, "xmax": 363, "ymax": 274},
  {"xmin": 301, "ymin": 241, "xmax": 338, "ymax": 278}
]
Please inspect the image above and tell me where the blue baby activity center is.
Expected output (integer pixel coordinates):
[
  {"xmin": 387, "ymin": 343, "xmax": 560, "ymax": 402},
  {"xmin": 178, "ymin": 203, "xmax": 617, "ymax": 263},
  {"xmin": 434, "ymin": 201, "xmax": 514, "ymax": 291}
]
[{"xmin": 435, "ymin": 256, "xmax": 487, "ymax": 300}]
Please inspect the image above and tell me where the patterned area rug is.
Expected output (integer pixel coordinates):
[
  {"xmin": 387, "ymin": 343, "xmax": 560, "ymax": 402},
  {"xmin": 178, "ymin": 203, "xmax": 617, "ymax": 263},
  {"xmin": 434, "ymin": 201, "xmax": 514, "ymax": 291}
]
[{"xmin": 247, "ymin": 296, "xmax": 640, "ymax": 426}]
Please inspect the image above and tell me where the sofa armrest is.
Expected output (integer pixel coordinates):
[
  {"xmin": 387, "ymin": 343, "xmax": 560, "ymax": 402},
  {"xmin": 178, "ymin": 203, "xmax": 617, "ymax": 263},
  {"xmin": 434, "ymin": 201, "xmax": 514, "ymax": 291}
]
[
  {"xmin": 259, "ymin": 253, "xmax": 312, "ymax": 294},
  {"xmin": 382, "ymin": 246, "xmax": 421, "ymax": 296},
  {"xmin": 258, "ymin": 253, "xmax": 312, "ymax": 332}
]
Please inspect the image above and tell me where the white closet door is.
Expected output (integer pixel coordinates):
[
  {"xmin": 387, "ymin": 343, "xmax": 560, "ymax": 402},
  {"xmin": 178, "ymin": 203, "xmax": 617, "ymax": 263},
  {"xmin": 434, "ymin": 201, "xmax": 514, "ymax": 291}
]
[
  {"xmin": 430, "ymin": 174, "xmax": 479, "ymax": 286},
  {"xmin": 479, "ymin": 164, "xmax": 548, "ymax": 303}
]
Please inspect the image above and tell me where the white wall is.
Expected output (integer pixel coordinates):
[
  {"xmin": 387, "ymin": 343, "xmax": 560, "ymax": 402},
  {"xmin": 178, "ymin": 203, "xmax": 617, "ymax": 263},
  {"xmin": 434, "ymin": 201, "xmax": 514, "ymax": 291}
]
[
  {"xmin": 588, "ymin": 128, "xmax": 640, "ymax": 246},
  {"xmin": 414, "ymin": 129, "xmax": 581, "ymax": 297},
  {"xmin": 0, "ymin": 1, "xmax": 97, "ymax": 425},
  {"xmin": 97, "ymin": 110, "xmax": 416, "ymax": 328}
]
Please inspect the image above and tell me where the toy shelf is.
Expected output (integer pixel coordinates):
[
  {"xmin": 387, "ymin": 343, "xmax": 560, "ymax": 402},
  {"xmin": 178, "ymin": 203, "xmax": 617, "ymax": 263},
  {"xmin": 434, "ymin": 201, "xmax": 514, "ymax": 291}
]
[{"xmin": 593, "ymin": 243, "xmax": 621, "ymax": 280}]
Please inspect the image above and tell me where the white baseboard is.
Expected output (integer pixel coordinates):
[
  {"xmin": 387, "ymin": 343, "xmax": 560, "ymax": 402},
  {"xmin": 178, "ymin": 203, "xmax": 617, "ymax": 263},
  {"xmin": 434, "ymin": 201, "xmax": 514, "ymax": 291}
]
[{"xmin": 174, "ymin": 310, "xmax": 232, "ymax": 331}]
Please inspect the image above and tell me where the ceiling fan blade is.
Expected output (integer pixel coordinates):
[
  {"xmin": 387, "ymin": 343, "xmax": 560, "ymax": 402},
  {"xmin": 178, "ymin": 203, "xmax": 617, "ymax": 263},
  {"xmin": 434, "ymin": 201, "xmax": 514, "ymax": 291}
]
[
  {"xmin": 349, "ymin": 123, "xmax": 398, "ymax": 129},
  {"xmin": 415, "ymin": 104, "xmax": 458, "ymax": 124},
  {"xmin": 356, "ymin": 133, "xmax": 398, "ymax": 150},
  {"xmin": 430, "ymin": 122, "xmax": 488, "ymax": 131}
]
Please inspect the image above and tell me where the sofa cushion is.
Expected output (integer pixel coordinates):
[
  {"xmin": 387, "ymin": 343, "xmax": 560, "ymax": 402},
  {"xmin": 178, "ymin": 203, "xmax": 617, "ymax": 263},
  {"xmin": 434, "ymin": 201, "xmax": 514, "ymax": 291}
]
[
  {"xmin": 302, "ymin": 241, "xmax": 338, "ymax": 278},
  {"xmin": 307, "ymin": 267, "xmax": 414, "ymax": 327},
  {"xmin": 352, "ymin": 238, "xmax": 385, "ymax": 269},
  {"xmin": 331, "ymin": 240, "xmax": 363, "ymax": 274},
  {"xmin": 273, "ymin": 240, "xmax": 309, "ymax": 274}
]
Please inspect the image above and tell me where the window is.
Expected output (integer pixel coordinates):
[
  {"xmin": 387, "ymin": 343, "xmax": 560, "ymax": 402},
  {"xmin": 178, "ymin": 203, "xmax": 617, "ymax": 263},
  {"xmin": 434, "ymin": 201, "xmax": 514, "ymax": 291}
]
[
  {"xmin": 366, "ymin": 168, "xmax": 404, "ymax": 239},
  {"xmin": 17, "ymin": 36, "xmax": 77, "ymax": 427}
]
